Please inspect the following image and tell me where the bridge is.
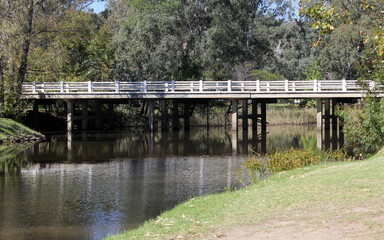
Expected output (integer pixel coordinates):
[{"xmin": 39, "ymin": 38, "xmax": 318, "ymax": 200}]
[{"xmin": 22, "ymin": 79, "xmax": 375, "ymax": 150}]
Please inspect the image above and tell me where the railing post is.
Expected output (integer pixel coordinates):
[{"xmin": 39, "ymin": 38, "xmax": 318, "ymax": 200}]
[
  {"xmin": 285, "ymin": 80, "xmax": 289, "ymax": 92},
  {"xmin": 216, "ymin": 82, "xmax": 219, "ymax": 92},
  {"xmin": 318, "ymin": 81, "xmax": 322, "ymax": 92},
  {"xmin": 115, "ymin": 81, "xmax": 120, "ymax": 93},
  {"xmin": 165, "ymin": 82, "xmax": 169, "ymax": 92},
  {"xmin": 256, "ymin": 80, "xmax": 260, "ymax": 92},
  {"xmin": 32, "ymin": 81, "xmax": 36, "ymax": 93},
  {"xmin": 41, "ymin": 83, "xmax": 45, "ymax": 93},
  {"xmin": 65, "ymin": 83, "xmax": 69, "ymax": 93},
  {"xmin": 228, "ymin": 80, "xmax": 232, "ymax": 92},
  {"xmin": 60, "ymin": 81, "xmax": 64, "ymax": 93},
  {"xmin": 241, "ymin": 82, "xmax": 245, "ymax": 92},
  {"xmin": 171, "ymin": 80, "xmax": 175, "ymax": 92},
  {"xmin": 292, "ymin": 81, "xmax": 296, "ymax": 92},
  {"xmin": 143, "ymin": 81, "xmax": 147, "ymax": 93},
  {"xmin": 370, "ymin": 81, "xmax": 376, "ymax": 91},
  {"xmin": 88, "ymin": 81, "xmax": 93, "ymax": 93},
  {"xmin": 190, "ymin": 82, "xmax": 194, "ymax": 92},
  {"xmin": 267, "ymin": 82, "xmax": 270, "ymax": 92},
  {"xmin": 342, "ymin": 79, "xmax": 347, "ymax": 92},
  {"xmin": 199, "ymin": 80, "xmax": 203, "ymax": 92},
  {"xmin": 313, "ymin": 80, "xmax": 317, "ymax": 92}
]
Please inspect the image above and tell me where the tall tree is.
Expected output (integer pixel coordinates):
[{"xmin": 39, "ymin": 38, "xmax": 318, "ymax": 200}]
[
  {"xmin": 113, "ymin": 0, "xmax": 295, "ymax": 82},
  {"xmin": 0, "ymin": 0, "xmax": 98, "ymax": 118},
  {"xmin": 299, "ymin": 0, "xmax": 383, "ymax": 80}
]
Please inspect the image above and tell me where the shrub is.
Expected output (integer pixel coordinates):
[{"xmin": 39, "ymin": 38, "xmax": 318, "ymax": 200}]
[
  {"xmin": 338, "ymin": 98, "xmax": 384, "ymax": 156},
  {"xmin": 232, "ymin": 148, "xmax": 348, "ymax": 188}
]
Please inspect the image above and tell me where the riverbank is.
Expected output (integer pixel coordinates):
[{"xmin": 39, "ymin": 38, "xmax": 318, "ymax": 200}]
[
  {"xmin": 106, "ymin": 149, "xmax": 384, "ymax": 239},
  {"xmin": 0, "ymin": 118, "xmax": 45, "ymax": 144}
]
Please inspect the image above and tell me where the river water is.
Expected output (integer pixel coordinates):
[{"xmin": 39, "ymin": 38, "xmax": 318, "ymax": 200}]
[{"xmin": 0, "ymin": 126, "xmax": 319, "ymax": 240}]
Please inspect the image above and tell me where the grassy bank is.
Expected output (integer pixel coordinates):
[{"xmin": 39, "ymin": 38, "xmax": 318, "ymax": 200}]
[
  {"xmin": 0, "ymin": 118, "xmax": 44, "ymax": 144},
  {"xmin": 106, "ymin": 150, "xmax": 384, "ymax": 239}
]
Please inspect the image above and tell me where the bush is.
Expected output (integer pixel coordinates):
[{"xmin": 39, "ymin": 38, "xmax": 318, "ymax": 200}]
[
  {"xmin": 232, "ymin": 148, "xmax": 348, "ymax": 188},
  {"xmin": 338, "ymin": 98, "xmax": 384, "ymax": 156}
]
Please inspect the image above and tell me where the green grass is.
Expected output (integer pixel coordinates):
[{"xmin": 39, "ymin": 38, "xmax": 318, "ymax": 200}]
[
  {"xmin": 105, "ymin": 149, "xmax": 384, "ymax": 239},
  {"xmin": 0, "ymin": 118, "xmax": 41, "ymax": 142}
]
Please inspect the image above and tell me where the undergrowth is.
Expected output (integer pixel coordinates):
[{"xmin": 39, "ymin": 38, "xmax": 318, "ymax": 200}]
[{"xmin": 232, "ymin": 148, "xmax": 350, "ymax": 188}]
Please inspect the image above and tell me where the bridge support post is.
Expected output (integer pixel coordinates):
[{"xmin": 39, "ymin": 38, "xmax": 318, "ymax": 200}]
[
  {"xmin": 316, "ymin": 99, "xmax": 323, "ymax": 149},
  {"xmin": 148, "ymin": 100, "xmax": 154, "ymax": 132},
  {"xmin": 242, "ymin": 99, "xmax": 248, "ymax": 131},
  {"xmin": 81, "ymin": 101, "xmax": 88, "ymax": 131},
  {"xmin": 184, "ymin": 103, "xmax": 191, "ymax": 131},
  {"xmin": 231, "ymin": 99, "xmax": 238, "ymax": 131},
  {"xmin": 108, "ymin": 103, "xmax": 114, "ymax": 129},
  {"xmin": 161, "ymin": 100, "xmax": 168, "ymax": 131},
  {"xmin": 33, "ymin": 101, "xmax": 39, "ymax": 129},
  {"xmin": 251, "ymin": 100, "xmax": 258, "ymax": 132},
  {"xmin": 317, "ymin": 99, "xmax": 322, "ymax": 132},
  {"xmin": 331, "ymin": 99, "xmax": 339, "ymax": 150},
  {"xmin": 173, "ymin": 100, "xmax": 179, "ymax": 130},
  {"xmin": 231, "ymin": 130, "xmax": 238, "ymax": 155},
  {"xmin": 260, "ymin": 102, "xmax": 267, "ymax": 134},
  {"xmin": 66, "ymin": 100, "xmax": 73, "ymax": 132},
  {"xmin": 324, "ymin": 99, "xmax": 331, "ymax": 150},
  {"xmin": 260, "ymin": 102, "xmax": 267, "ymax": 153},
  {"xmin": 95, "ymin": 101, "xmax": 102, "ymax": 130}
]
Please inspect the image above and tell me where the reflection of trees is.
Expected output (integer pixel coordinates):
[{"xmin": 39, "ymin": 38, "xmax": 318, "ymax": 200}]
[{"xmin": 0, "ymin": 145, "xmax": 30, "ymax": 176}]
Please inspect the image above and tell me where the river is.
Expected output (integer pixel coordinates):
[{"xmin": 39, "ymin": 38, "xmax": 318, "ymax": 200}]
[{"xmin": 0, "ymin": 125, "xmax": 322, "ymax": 240}]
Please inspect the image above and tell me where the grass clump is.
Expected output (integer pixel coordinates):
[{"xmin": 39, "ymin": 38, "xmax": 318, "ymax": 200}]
[
  {"xmin": 246, "ymin": 148, "xmax": 347, "ymax": 173},
  {"xmin": 233, "ymin": 148, "xmax": 349, "ymax": 188}
]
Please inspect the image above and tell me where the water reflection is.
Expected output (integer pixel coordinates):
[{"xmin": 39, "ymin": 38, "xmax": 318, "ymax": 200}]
[{"xmin": 1, "ymin": 125, "xmax": 334, "ymax": 240}]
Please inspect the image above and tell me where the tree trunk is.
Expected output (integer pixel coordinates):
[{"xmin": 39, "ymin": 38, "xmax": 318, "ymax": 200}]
[
  {"xmin": 16, "ymin": 0, "xmax": 35, "ymax": 93},
  {"xmin": 0, "ymin": 56, "xmax": 4, "ymax": 106}
]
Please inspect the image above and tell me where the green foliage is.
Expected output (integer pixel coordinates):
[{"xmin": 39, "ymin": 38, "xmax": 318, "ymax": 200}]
[
  {"xmin": 304, "ymin": 60, "xmax": 322, "ymax": 80},
  {"xmin": 338, "ymin": 98, "xmax": 384, "ymax": 156},
  {"xmin": 272, "ymin": 21, "xmax": 318, "ymax": 80},
  {"xmin": 114, "ymin": 0, "xmax": 295, "ymax": 81},
  {"xmin": 250, "ymin": 69, "xmax": 285, "ymax": 81},
  {"xmin": 299, "ymin": 0, "xmax": 381, "ymax": 80}
]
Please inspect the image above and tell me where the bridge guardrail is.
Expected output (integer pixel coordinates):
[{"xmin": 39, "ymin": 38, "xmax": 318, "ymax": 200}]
[{"xmin": 22, "ymin": 80, "xmax": 370, "ymax": 95}]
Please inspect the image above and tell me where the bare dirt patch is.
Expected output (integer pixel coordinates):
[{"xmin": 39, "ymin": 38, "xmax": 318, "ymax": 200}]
[{"xmin": 215, "ymin": 200, "xmax": 384, "ymax": 240}]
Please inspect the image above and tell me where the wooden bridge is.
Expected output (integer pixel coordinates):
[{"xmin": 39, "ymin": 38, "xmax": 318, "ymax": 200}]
[{"xmin": 22, "ymin": 80, "xmax": 377, "ymax": 150}]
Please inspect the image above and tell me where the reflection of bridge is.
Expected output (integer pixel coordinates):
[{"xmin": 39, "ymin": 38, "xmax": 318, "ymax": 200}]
[{"xmin": 22, "ymin": 80, "xmax": 375, "ymax": 149}]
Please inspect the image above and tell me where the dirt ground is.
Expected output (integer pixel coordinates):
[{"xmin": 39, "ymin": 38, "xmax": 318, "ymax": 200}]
[{"xmin": 215, "ymin": 199, "xmax": 384, "ymax": 240}]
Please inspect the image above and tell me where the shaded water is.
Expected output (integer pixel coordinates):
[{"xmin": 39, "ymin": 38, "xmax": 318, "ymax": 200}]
[{"xmin": 0, "ymin": 126, "xmax": 318, "ymax": 240}]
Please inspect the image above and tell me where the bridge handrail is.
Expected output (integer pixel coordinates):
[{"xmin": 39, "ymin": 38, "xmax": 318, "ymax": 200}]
[{"xmin": 21, "ymin": 80, "xmax": 374, "ymax": 94}]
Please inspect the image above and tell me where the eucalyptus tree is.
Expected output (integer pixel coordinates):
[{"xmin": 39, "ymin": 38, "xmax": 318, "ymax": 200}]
[
  {"xmin": 299, "ymin": 0, "xmax": 383, "ymax": 80},
  {"xmin": 113, "ymin": 0, "xmax": 295, "ymax": 82},
  {"xmin": 0, "ymin": 0, "xmax": 98, "ymax": 117}
]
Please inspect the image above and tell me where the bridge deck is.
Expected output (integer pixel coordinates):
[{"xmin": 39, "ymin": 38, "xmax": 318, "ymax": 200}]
[{"xmin": 22, "ymin": 80, "xmax": 374, "ymax": 100}]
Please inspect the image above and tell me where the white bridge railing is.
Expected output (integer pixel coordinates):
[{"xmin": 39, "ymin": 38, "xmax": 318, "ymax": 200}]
[{"xmin": 22, "ymin": 80, "xmax": 371, "ymax": 94}]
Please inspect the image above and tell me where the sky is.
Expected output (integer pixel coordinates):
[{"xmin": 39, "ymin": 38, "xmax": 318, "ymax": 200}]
[{"xmin": 88, "ymin": 1, "xmax": 107, "ymax": 13}]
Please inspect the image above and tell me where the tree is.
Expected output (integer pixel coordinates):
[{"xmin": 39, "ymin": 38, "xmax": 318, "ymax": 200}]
[
  {"xmin": 113, "ymin": 0, "xmax": 295, "ymax": 82},
  {"xmin": 0, "ymin": 0, "xmax": 111, "ymax": 118},
  {"xmin": 299, "ymin": 0, "xmax": 382, "ymax": 80}
]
